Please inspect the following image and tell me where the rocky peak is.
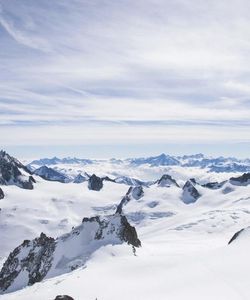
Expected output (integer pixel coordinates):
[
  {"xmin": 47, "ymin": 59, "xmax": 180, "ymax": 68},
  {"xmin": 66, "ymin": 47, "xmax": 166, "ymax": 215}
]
[
  {"xmin": 0, "ymin": 213, "xmax": 141, "ymax": 294},
  {"xmin": 182, "ymin": 180, "xmax": 201, "ymax": 204},
  {"xmin": 157, "ymin": 174, "xmax": 179, "ymax": 187},
  {"xmin": 88, "ymin": 174, "xmax": 103, "ymax": 191},
  {"xmin": 0, "ymin": 150, "xmax": 35, "ymax": 189}
]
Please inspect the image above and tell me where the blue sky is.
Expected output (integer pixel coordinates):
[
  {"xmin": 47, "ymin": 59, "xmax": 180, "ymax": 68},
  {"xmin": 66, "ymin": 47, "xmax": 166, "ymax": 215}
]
[{"xmin": 0, "ymin": 0, "xmax": 250, "ymax": 158}]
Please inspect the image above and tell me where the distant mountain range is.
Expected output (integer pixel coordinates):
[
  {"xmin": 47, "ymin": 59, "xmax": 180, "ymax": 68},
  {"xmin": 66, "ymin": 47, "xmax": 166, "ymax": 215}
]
[{"xmin": 28, "ymin": 153, "xmax": 250, "ymax": 173}]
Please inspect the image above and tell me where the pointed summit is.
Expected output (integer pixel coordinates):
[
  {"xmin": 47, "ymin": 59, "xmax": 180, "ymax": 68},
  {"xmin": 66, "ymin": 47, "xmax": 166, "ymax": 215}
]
[{"xmin": 0, "ymin": 150, "xmax": 35, "ymax": 189}]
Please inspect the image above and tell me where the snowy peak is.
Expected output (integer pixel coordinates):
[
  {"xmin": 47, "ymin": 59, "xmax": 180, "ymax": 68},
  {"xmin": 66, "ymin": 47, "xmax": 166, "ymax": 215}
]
[
  {"xmin": 129, "ymin": 153, "xmax": 180, "ymax": 167},
  {"xmin": 0, "ymin": 213, "xmax": 141, "ymax": 294},
  {"xmin": 33, "ymin": 166, "xmax": 70, "ymax": 183},
  {"xmin": 157, "ymin": 174, "xmax": 179, "ymax": 187},
  {"xmin": 0, "ymin": 150, "xmax": 35, "ymax": 189},
  {"xmin": 182, "ymin": 180, "xmax": 201, "ymax": 204}
]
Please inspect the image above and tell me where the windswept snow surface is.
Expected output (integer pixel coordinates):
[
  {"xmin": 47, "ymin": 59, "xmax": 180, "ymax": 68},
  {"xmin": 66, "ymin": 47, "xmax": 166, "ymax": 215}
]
[{"xmin": 1, "ymin": 159, "xmax": 250, "ymax": 299}]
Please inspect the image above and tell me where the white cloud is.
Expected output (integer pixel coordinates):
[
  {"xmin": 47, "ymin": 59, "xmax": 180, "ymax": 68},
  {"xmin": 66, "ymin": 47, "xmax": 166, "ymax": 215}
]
[{"xmin": 0, "ymin": 0, "xmax": 250, "ymax": 148}]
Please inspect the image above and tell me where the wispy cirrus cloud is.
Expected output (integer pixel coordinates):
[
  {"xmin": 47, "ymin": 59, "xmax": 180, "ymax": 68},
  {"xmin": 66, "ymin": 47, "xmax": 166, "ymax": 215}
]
[{"xmin": 0, "ymin": 0, "xmax": 250, "ymax": 155}]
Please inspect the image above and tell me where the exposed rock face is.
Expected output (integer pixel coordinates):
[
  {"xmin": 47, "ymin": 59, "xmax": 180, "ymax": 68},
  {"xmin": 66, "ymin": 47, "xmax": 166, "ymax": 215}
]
[
  {"xmin": 0, "ymin": 187, "xmax": 4, "ymax": 199},
  {"xmin": 202, "ymin": 181, "xmax": 226, "ymax": 190},
  {"xmin": 182, "ymin": 180, "xmax": 201, "ymax": 204},
  {"xmin": 0, "ymin": 214, "xmax": 141, "ymax": 294},
  {"xmin": 116, "ymin": 186, "xmax": 144, "ymax": 214},
  {"xmin": 54, "ymin": 296, "xmax": 74, "ymax": 300},
  {"xmin": 33, "ymin": 166, "xmax": 70, "ymax": 183},
  {"xmin": 229, "ymin": 173, "xmax": 250, "ymax": 186},
  {"xmin": 0, "ymin": 150, "xmax": 35, "ymax": 189},
  {"xmin": 157, "ymin": 174, "xmax": 179, "ymax": 188},
  {"xmin": 88, "ymin": 174, "xmax": 103, "ymax": 191}
]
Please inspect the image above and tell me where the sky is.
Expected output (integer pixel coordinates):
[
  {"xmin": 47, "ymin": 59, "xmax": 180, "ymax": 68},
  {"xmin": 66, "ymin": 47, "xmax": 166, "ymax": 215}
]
[{"xmin": 0, "ymin": 0, "xmax": 250, "ymax": 158}]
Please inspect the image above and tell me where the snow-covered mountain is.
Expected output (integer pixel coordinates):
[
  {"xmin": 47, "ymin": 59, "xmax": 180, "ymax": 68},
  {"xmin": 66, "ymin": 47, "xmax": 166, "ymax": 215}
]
[
  {"xmin": 1, "ymin": 151, "xmax": 250, "ymax": 300},
  {"xmin": 33, "ymin": 166, "xmax": 71, "ymax": 183},
  {"xmin": 128, "ymin": 153, "xmax": 180, "ymax": 166},
  {"xmin": 0, "ymin": 213, "xmax": 140, "ymax": 294},
  {"xmin": 0, "ymin": 150, "xmax": 35, "ymax": 190}
]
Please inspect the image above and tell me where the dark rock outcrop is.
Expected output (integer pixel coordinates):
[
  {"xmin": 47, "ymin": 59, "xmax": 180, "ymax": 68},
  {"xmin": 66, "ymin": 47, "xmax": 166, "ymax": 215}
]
[
  {"xmin": 0, "ymin": 214, "xmax": 141, "ymax": 294},
  {"xmin": 0, "ymin": 150, "xmax": 35, "ymax": 189},
  {"xmin": 54, "ymin": 296, "xmax": 74, "ymax": 300},
  {"xmin": 229, "ymin": 173, "xmax": 250, "ymax": 186},
  {"xmin": 228, "ymin": 228, "xmax": 245, "ymax": 244},
  {"xmin": 156, "ymin": 174, "xmax": 179, "ymax": 188},
  {"xmin": 119, "ymin": 214, "xmax": 141, "ymax": 247},
  {"xmin": 88, "ymin": 174, "xmax": 103, "ymax": 191},
  {"xmin": 0, "ymin": 187, "xmax": 4, "ymax": 199},
  {"xmin": 182, "ymin": 180, "xmax": 201, "ymax": 204}
]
